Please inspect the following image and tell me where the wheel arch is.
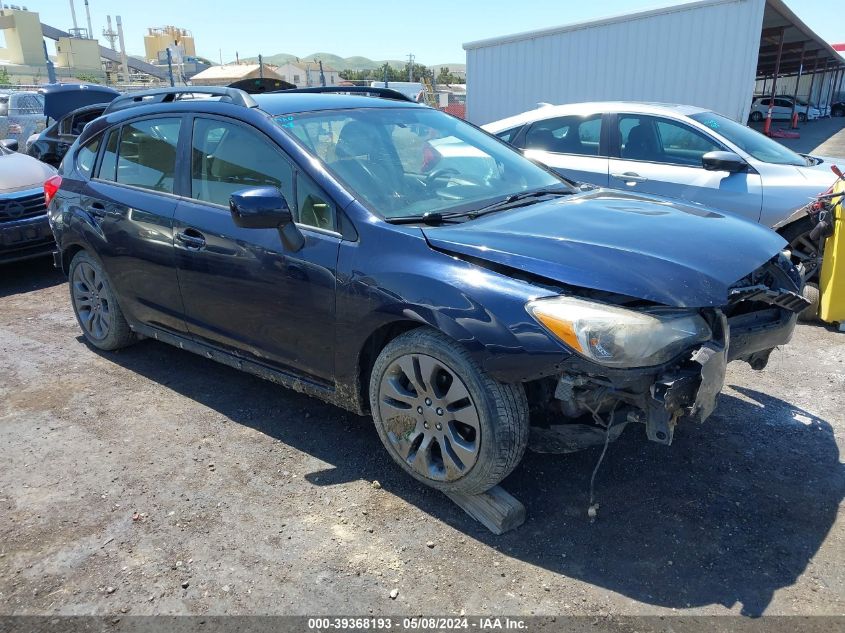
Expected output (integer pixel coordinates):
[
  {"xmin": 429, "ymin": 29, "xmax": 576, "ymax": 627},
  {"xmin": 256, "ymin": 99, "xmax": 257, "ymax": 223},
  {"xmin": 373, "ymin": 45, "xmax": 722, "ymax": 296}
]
[
  {"xmin": 355, "ymin": 320, "xmax": 427, "ymax": 414},
  {"xmin": 60, "ymin": 242, "xmax": 88, "ymax": 275}
]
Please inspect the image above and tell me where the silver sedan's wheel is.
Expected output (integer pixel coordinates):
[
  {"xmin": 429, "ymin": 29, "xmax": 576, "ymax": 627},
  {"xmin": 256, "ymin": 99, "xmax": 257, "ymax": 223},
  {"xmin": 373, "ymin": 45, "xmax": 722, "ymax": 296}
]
[
  {"xmin": 369, "ymin": 328, "xmax": 529, "ymax": 495},
  {"xmin": 378, "ymin": 353, "xmax": 481, "ymax": 482}
]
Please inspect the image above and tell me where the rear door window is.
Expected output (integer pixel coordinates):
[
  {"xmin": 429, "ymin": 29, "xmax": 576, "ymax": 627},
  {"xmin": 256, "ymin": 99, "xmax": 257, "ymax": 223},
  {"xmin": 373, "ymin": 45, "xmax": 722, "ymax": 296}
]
[
  {"xmin": 114, "ymin": 118, "xmax": 182, "ymax": 194},
  {"xmin": 523, "ymin": 115, "xmax": 602, "ymax": 156}
]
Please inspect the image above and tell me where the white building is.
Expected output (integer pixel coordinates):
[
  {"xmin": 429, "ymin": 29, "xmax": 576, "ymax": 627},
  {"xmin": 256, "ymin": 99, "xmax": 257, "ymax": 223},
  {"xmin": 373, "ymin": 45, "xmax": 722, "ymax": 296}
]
[
  {"xmin": 463, "ymin": 0, "xmax": 844, "ymax": 124},
  {"xmin": 276, "ymin": 62, "xmax": 341, "ymax": 88}
]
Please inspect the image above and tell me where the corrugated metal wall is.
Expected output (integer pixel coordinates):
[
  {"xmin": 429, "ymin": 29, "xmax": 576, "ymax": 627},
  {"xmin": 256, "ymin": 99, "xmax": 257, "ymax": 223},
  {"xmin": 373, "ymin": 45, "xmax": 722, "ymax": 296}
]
[{"xmin": 464, "ymin": 0, "xmax": 765, "ymax": 124}]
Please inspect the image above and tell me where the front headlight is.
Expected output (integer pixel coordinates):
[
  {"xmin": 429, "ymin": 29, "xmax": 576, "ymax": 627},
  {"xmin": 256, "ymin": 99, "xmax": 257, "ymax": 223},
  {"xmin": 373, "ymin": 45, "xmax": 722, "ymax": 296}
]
[{"xmin": 526, "ymin": 296, "xmax": 711, "ymax": 368}]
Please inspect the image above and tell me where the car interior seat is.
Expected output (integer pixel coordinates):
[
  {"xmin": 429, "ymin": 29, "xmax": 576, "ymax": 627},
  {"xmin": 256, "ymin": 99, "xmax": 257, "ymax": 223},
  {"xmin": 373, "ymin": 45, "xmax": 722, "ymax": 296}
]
[
  {"xmin": 624, "ymin": 124, "xmax": 659, "ymax": 161},
  {"xmin": 330, "ymin": 121, "xmax": 405, "ymax": 205}
]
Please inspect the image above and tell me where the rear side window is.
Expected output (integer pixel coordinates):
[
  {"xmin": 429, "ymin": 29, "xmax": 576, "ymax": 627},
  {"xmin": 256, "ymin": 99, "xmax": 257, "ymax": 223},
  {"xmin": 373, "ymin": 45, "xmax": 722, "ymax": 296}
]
[
  {"xmin": 98, "ymin": 128, "xmax": 119, "ymax": 181},
  {"xmin": 494, "ymin": 126, "xmax": 523, "ymax": 144},
  {"xmin": 190, "ymin": 118, "xmax": 294, "ymax": 207},
  {"xmin": 523, "ymin": 115, "xmax": 602, "ymax": 156},
  {"xmin": 76, "ymin": 136, "xmax": 101, "ymax": 177},
  {"xmin": 112, "ymin": 118, "xmax": 182, "ymax": 194}
]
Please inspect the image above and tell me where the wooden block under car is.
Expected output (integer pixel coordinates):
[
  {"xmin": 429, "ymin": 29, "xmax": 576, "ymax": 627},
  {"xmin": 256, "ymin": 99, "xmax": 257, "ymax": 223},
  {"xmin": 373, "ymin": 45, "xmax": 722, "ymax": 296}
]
[{"xmin": 445, "ymin": 485, "xmax": 526, "ymax": 535}]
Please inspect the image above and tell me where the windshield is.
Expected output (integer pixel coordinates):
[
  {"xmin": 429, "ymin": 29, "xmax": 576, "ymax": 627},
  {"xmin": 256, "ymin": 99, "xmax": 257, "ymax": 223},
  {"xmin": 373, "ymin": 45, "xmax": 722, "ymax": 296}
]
[
  {"xmin": 691, "ymin": 112, "xmax": 806, "ymax": 166},
  {"xmin": 274, "ymin": 107, "xmax": 566, "ymax": 219}
]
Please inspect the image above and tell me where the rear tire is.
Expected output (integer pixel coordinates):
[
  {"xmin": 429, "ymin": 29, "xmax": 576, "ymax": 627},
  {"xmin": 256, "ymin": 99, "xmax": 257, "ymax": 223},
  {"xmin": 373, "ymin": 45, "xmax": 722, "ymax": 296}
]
[
  {"xmin": 369, "ymin": 328, "xmax": 529, "ymax": 495},
  {"xmin": 798, "ymin": 112, "xmax": 807, "ymax": 122},
  {"xmin": 69, "ymin": 250, "xmax": 136, "ymax": 351}
]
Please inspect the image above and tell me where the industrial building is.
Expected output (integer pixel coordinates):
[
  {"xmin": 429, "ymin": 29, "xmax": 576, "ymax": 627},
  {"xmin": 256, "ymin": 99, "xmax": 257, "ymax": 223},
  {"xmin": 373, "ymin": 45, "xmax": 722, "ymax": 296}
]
[
  {"xmin": 144, "ymin": 25, "xmax": 196, "ymax": 63},
  {"xmin": 0, "ymin": 5, "xmax": 170, "ymax": 84},
  {"xmin": 463, "ymin": 0, "xmax": 845, "ymax": 124}
]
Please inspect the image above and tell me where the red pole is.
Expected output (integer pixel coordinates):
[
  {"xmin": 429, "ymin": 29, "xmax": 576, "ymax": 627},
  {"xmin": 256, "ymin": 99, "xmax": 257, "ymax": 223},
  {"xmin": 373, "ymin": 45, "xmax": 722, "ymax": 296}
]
[{"xmin": 765, "ymin": 28, "xmax": 785, "ymax": 136}]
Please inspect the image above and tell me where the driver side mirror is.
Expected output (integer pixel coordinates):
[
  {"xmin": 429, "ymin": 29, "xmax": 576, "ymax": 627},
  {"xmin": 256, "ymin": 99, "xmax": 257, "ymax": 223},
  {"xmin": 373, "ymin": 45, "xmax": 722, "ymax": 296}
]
[
  {"xmin": 1, "ymin": 138, "xmax": 19, "ymax": 152},
  {"xmin": 229, "ymin": 186, "xmax": 305, "ymax": 251},
  {"xmin": 702, "ymin": 151, "xmax": 747, "ymax": 173}
]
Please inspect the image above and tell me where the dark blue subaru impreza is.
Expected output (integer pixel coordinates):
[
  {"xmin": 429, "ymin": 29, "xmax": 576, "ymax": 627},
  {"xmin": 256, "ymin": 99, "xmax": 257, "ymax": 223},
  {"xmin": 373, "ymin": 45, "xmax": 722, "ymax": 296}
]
[{"xmin": 46, "ymin": 87, "xmax": 806, "ymax": 495}]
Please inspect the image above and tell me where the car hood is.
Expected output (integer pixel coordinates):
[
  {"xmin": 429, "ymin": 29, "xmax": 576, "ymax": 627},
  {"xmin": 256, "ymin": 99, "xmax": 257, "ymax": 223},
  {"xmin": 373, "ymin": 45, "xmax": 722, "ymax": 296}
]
[
  {"xmin": 422, "ymin": 189, "xmax": 786, "ymax": 308},
  {"xmin": 41, "ymin": 83, "xmax": 119, "ymax": 121},
  {"xmin": 0, "ymin": 152, "xmax": 56, "ymax": 193},
  {"xmin": 800, "ymin": 155, "xmax": 844, "ymax": 181}
]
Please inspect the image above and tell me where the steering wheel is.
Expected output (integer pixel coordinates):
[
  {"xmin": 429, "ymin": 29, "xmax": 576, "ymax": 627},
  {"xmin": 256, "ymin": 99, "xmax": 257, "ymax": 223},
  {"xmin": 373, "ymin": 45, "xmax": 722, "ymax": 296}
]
[{"xmin": 425, "ymin": 167, "xmax": 461, "ymax": 187}]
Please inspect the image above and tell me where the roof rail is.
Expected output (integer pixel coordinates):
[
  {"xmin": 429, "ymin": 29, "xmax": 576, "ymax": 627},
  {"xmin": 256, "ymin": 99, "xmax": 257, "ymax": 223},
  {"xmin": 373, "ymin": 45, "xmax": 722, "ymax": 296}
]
[
  {"xmin": 103, "ymin": 87, "xmax": 258, "ymax": 114},
  {"xmin": 274, "ymin": 86, "xmax": 415, "ymax": 103}
]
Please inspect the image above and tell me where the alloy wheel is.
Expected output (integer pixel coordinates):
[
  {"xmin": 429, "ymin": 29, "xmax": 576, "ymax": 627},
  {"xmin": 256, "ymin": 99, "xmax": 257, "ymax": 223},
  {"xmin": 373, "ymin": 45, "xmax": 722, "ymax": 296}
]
[
  {"xmin": 71, "ymin": 261, "xmax": 112, "ymax": 340},
  {"xmin": 377, "ymin": 353, "xmax": 480, "ymax": 482}
]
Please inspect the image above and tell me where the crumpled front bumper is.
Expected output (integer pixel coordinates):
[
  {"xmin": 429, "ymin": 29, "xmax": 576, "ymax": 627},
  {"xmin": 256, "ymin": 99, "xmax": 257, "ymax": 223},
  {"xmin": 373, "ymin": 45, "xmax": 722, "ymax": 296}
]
[{"xmin": 637, "ymin": 312, "xmax": 729, "ymax": 445}]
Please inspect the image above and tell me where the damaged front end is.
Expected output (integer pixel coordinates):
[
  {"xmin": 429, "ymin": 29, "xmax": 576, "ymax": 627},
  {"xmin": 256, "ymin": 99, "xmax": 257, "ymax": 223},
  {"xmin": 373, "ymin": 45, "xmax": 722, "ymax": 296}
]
[{"xmin": 527, "ymin": 254, "xmax": 808, "ymax": 451}]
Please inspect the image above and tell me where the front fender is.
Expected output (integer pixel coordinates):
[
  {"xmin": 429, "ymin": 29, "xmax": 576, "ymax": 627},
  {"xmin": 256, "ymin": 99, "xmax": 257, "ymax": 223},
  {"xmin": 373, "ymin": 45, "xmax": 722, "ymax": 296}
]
[{"xmin": 333, "ymin": 224, "xmax": 573, "ymax": 397}]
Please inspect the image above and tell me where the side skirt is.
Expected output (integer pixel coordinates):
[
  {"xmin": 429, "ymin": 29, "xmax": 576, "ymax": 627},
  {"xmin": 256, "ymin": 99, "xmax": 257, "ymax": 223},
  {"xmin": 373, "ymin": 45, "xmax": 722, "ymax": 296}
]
[{"xmin": 129, "ymin": 321, "xmax": 359, "ymax": 413}]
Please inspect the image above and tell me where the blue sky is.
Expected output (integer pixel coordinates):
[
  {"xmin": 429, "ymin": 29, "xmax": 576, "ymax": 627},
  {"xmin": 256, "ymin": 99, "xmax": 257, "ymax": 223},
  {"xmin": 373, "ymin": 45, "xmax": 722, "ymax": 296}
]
[{"xmin": 36, "ymin": 0, "xmax": 838, "ymax": 65}]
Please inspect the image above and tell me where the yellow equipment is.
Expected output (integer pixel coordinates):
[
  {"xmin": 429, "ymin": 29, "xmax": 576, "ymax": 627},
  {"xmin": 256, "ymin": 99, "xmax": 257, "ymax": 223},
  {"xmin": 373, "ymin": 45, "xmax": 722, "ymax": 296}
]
[{"xmin": 819, "ymin": 178, "xmax": 845, "ymax": 327}]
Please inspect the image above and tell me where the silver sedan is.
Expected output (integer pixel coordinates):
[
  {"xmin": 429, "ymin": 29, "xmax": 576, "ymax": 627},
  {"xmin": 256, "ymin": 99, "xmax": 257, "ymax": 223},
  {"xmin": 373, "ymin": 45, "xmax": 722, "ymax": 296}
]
[{"xmin": 484, "ymin": 101, "xmax": 837, "ymax": 280}]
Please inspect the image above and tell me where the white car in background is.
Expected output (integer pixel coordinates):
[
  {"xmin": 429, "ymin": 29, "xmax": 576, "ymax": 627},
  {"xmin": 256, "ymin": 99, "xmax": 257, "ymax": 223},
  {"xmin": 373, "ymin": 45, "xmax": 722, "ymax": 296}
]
[
  {"xmin": 749, "ymin": 96, "xmax": 820, "ymax": 122},
  {"xmin": 484, "ymin": 101, "xmax": 839, "ymax": 286}
]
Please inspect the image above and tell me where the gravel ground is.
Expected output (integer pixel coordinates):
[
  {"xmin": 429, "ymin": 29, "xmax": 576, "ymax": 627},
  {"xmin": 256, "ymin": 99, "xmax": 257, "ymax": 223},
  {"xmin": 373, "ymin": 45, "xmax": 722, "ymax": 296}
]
[{"xmin": 1, "ymin": 257, "xmax": 843, "ymax": 618}]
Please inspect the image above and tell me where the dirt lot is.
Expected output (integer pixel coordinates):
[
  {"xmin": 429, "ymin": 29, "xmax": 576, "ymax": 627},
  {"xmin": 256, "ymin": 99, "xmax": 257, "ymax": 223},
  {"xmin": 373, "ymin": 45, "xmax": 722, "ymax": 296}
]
[{"xmin": 1, "ymin": 257, "xmax": 844, "ymax": 618}]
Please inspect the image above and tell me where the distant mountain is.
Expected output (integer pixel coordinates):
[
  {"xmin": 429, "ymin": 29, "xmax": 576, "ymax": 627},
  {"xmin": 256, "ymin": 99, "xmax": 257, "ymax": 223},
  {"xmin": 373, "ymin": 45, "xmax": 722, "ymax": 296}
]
[{"xmin": 239, "ymin": 53, "xmax": 461, "ymax": 72}]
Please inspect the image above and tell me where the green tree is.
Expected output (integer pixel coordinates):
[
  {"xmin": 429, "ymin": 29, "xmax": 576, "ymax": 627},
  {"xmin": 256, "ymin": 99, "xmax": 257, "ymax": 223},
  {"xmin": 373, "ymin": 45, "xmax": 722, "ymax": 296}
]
[
  {"xmin": 436, "ymin": 66, "xmax": 465, "ymax": 85},
  {"xmin": 0, "ymin": 67, "xmax": 10, "ymax": 86},
  {"xmin": 75, "ymin": 73, "xmax": 101, "ymax": 84}
]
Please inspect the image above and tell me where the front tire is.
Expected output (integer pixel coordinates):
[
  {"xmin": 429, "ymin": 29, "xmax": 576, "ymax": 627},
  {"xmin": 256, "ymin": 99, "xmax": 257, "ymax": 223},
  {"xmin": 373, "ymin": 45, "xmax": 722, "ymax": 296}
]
[
  {"xmin": 369, "ymin": 329, "xmax": 529, "ymax": 495},
  {"xmin": 69, "ymin": 250, "xmax": 136, "ymax": 351},
  {"xmin": 798, "ymin": 112, "xmax": 807, "ymax": 122},
  {"xmin": 750, "ymin": 111, "xmax": 763, "ymax": 122}
]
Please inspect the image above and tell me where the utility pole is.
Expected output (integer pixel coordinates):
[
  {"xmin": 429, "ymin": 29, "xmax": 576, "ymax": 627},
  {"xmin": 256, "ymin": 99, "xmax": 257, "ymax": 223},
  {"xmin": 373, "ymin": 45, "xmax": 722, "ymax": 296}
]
[
  {"xmin": 116, "ymin": 15, "xmax": 129, "ymax": 85},
  {"xmin": 83, "ymin": 0, "xmax": 94, "ymax": 39},
  {"xmin": 259, "ymin": 54, "xmax": 264, "ymax": 79},
  {"xmin": 68, "ymin": 0, "xmax": 79, "ymax": 33},
  {"xmin": 408, "ymin": 53, "xmax": 415, "ymax": 82},
  {"xmin": 43, "ymin": 40, "xmax": 57, "ymax": 84},
  {"xmin": 166, "ymin": 48, "xmax": 175, "ymax": 86},
  {"xmin": 103, "ymin": 16, "xmax": 117, "ymax": 49},
  {"xmin": 318, "ymin": 59, "xmax": 326, "ymax": 87}
]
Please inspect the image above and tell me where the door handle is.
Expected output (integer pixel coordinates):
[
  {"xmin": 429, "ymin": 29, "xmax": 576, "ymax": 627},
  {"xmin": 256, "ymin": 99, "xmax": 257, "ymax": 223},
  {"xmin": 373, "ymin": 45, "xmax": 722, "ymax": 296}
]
[
  {"xmin": 175, "ymin": 229, "xmax": 207, "ymax": 250},
  {"xmin": 611, "ymin": 172, "xmax": 648, "ymax": 184}
]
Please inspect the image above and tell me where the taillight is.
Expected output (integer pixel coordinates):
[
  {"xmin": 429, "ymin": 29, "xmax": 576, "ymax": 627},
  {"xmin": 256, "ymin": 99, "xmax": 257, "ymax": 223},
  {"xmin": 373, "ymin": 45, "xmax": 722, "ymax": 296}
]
[{"xmin": 44, "ymin": 174, "xmax": 62, "ymax": 206}]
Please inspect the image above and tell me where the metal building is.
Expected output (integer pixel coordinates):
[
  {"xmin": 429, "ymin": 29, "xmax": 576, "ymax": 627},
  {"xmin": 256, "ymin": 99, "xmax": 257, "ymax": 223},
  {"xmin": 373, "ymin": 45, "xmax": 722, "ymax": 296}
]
[{"xmin": 463, "ymin": 0, "xmax": 844, "ymax": 125}]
